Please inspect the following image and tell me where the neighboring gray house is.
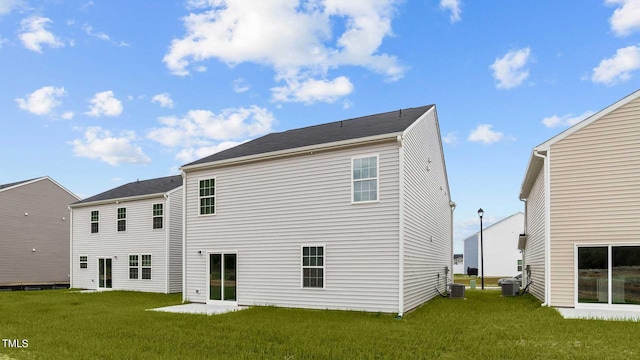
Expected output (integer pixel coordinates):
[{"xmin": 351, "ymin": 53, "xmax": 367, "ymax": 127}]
[
  {"xmin": 0, "ymin": 177, "xmax": 80, "ymax": 289},
  {"xmin": 70, "ymin": 176, "xmax": 183, "ymax": 293},
  {"xmin": 180, "ymin": 105, "xmax": 454, "ymax": 316},
  {"xmin": 463, "ymin": 212, "xmax": 524, "ymax": 277},
  {"xmin": 519, "ymin": 89, "xmax": 640, "ymax": 310}
]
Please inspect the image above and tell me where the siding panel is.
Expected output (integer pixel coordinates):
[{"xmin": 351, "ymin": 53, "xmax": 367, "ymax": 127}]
[
  {"xmin": 549, "ymin": 96, "xmax": 640, "ymax": 307},
  {"xmin": 525, "ymin": 167, "xmax": 546, "ymax": 302},
  {"xmin": 185, "ymin": 142, "xmax": 400, "ymax": 312},
  {"xmin": 168, "ymin": 187, "xmax": 183, "ymax": 293},
  {"xmin": 401, "ymin": 110, "xmax": 453, "ymax": 312}
]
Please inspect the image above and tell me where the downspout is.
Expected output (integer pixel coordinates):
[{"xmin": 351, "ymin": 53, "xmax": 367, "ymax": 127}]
[
  {"xmin": 519, "ymin": 198, "xmax": 527, "ymax": 285},
  {"xmin": 164, "ymin": 193, "xmax": 169, "ymax": 294},
  {"xmin": 449, "ymin": 201, "xmax": 456, "ymax": 289},
  {"xmin": 533, "ymin": 150, "xmax": 551, "ymax": 307},
  {"xmin": 69, "ymin": 206, "xmax": 73, "ymax": 289},
  {"xmin": 397, "ymin": 134, "xmax": 405, "ymax": 318},
  {"xmin": 181, "ymin": 171, "xmax": 187, "ymax": 303}
]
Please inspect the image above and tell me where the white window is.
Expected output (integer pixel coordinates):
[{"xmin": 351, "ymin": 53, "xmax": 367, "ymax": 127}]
[
  {"xmin": 199, "ymin": 178, "xmax": 216, "ymax": 215},
  {"xmin": 153, "ymin": 203, "xmax": 163, "ymax": 229},
  {"xmin": 117, "ymin": 207, "xmax": 126, "ymax": 232},
  {"xmin": 517, "ymin": 259, "xmax": 523, "ymax": 272},
  {"xmin": 129, "ymin": 255, "xmax": 139, "ymax": 279},
  {"xmin": 141, "ymin": 254, "xmax": 152, "ymax": 280},
  {"xmin": 90, "ymin": 210, "xmax": 99, "ymax": 233},
  {"xmin": 79, "ymin": 256, "xmax": 88, "ymax": 269},
  {"xmin": 302, "ymin": 246, "xmax": 324, "ymax": 288},
  {"xmin": 352, "ymin": 155, "xmax": 378, "ymax": 203}
]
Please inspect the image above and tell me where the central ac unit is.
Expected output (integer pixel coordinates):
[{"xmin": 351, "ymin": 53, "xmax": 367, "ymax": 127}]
[
  {"xmin": 450, "ymin": 283, "xmax": 465, "ymax": 299},
  {"xmin": 501, "ymin": 282, "xmax": 519, "ymax": 297}
]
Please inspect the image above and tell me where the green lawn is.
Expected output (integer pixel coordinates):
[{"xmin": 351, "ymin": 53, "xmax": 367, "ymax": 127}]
[
  {"xmin": 0, "ymin": 289, "xmax": 638, "ymax": 359},
  {"xmin": 453, "ymin": 274, "xmax": 502, "ymax": 287}
]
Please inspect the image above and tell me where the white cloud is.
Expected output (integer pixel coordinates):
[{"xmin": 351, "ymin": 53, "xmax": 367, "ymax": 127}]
[
  {"xmin": 271, "ymin": 76, "xmax": 354, "ymax": 104},
  {"xmin": 86, "ymin": 91, "xmax": 123, "ymax": 117},
  {"xmin": 233, "ymin": 78, "xmax": 250, "ymax": 93},
  {"xmin": 151, "ymin": 93, "xmax": 174, "ymax": 108},
  {"xmin": 490, "ymin": 47, "xmax": 531, "ymax": 89},
  {"xmin": 163, "ymin": 0, "xmax": 405, "ymax": 103},
  {"xmin": 70, "ymin": 127, "xmax": 151, "ymax": 166},
  {"xmin": 175, "ymin": 141, "xmax": 244, "ymax": 163},
  {"xmin": 606, "ymin": 0, "xmax": 640, "ymax": 37},
  {"xmin": 15, "ymin": 86, "xmax": 66, "ymax": 115},
  {"xmin": 468, "ymin": 124, "xmax": 504, "ymax": 144},
  {"xmin": 0, "ymin": 0, "xmax": 25, "ymax": 17},
  {"xmin": 147, "ymin": 106, "xmax": 275, "ymax": 162},
  {"xmin": 442, "ymin": 131, "xmax": 459, "ymax": 145},
  {"xmin": 61, "ymin": 111, "xmax": 75, "ymax": 120},
  {"xmin": 591, "ymin": 45, "xmax": 640, "ymax": 85},
  {"xmin": 542, "ymin": 111, "xmax": 596, "ymax": 128},
  {"xmin": 81, "ymin": 23, "xmax": 130, "ymax": 47},
  {"xmin": 19, "ymin": 16, "xmax": 65, "ymax": 53},
  {"xmin": 440, "ymin": 0, "xmax": 461, "ymax": 23}
]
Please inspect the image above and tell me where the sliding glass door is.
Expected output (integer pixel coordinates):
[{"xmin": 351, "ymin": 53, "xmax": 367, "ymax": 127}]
[
  {"xmin": 98, "ymin": 257, "xmax": 112, "ymax": 289},
  {"xmin": 209, "ymin": 253, "xmax": 237, "ymax": 302},
  {"xmin": 577, "ymin": 245, "xmax": 640, "ymax": 305}
]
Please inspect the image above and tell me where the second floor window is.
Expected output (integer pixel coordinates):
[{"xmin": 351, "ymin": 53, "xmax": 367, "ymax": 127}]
[
  {"xmin": 199, "ymin": 178, "xmax": 216, "ymax": 215},
  {"xmin": 352, "ymin": 155, "xmax": 378, "ymax": 203},
  {"xmin": 91, "ymin": 210, "xmax": 99, "ymax": 233},
  {"xmin": 117, "ymin": 207, "xmax": 126, "ymax": 232},
  {"xmin": 153, "ymin": 204, "xmax": 163, "ymax": 229}
]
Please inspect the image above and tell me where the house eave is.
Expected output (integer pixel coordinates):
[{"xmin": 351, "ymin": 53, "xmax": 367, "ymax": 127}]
[
  {"xmin": 180, "ymin": 132, "xmax": 403, "ymax": 173},
  {"xmin": 519, "ymin": 149, "xmax": 546, "ymax": 200},
  {"xmin": 69, "ymin": 192, "xmax": 169, "ymax": 208}
]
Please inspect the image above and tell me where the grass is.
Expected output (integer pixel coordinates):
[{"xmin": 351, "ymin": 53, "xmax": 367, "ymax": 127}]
[
  {"xmin": 0, "ymin": 289, "xmax": 638, "ymax": 359},
  {"xmin": 453, "ymin": 274, "xmax": 502, "ymax": 287}
]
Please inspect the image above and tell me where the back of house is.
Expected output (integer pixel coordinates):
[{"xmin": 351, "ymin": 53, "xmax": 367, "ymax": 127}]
[
  {"xmin": 0, "ymin": 177, "xmax": 79, "ymax": 288},
  {"xmin": 520, "ymin": 89, "xmax": 640, "ymax": 309},
  {"xmin": 181, "ymin": 105, "xmax": 453, "ymax": 315}
]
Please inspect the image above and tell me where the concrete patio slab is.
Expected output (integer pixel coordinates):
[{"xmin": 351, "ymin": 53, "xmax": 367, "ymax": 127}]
[
  {"xmin": 149, "ymin": 303, "xmax": 247, "ymax": 315},
  {"xmin": 557, "ymin": 308, "xmax": 640, "ymax": 321}
]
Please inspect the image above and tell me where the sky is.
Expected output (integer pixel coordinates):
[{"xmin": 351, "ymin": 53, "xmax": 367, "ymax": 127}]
[{"xmin": 1, "ymin": 0, "xmax": 639, "ymax": 253}]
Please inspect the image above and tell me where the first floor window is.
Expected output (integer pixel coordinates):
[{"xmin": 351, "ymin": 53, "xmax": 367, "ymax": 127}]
[
  {"xmin": 79, "ymin": 256, "xmax": 88, "ymax": 269},
  {"xmin": 141, "ymin": 254, "xmax": 152, "ymax": 280},
  {"xmin": 517, "ymin": 259, "xmax": 523, "ymax": 272},
  {"xmin": 199, "ymin": 178, "xmax": 216, "ymax": 215},
  {"xmin": 352, "ymin": 156, "xmax": 378, "ymax": 203},
  {"xmin": 153, "ymin": 203, "xmax": 163, "ymax": 229},
  {"xmin": 302, "ymin": 246, "xmax": 324, "ymax": 288},
  {"xmin": 577, "ymin": 245, "xmax": 640, "ymax": 305},
  {"xmin": 117, "ymin": 207, "xmax": 126, "ymax": 232},
  {"xmin": 91, "ymin": 210, "xmax": 99, "ymax": 233},
  {"xmin": 129, "ymin": 255, "xmax": 139, "ymax": 279}
]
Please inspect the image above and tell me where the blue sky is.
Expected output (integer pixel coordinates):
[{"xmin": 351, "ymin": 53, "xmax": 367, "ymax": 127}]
[{"xmin": 1, "ymin": 0, "xmax": 639, "ymax": 252}]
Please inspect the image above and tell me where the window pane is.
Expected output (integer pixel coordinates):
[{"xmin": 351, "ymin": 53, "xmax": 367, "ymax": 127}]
[
  {"xmin": 612, "ymin": 246, "xmax": 640, "ymax": 305},
  {"xmin": 578, "ymin": 247, "xmax": 608, "ymax": 304},
  {"xmin": 142, "ymin": 255, "xmax": 151, "ymax": 267},
  {"xmin": 153, "ymin": 217, "xmax": 163, "ymax": 229},
  {"xmin": 129, "ymin": 255, "xmax": 138, "ymax": 266},
  {"xmin": 142, "ymin": 268, "xmax": 151, "ymax": 280},
  {"xmin": 118, "ymin": 220, "xmax": 126, "ymax": 232},
  {"xmin": 129, "ymin": 267, "xmax": 138, "ymax": 279}
]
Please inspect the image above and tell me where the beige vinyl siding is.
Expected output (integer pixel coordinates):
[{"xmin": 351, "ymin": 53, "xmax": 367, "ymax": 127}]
[
  {"xmin": 0, "ymin": 178, "xmax": 77, "ymax": 286},
  {"xmin": 524, "ymin": 167, "xmax": 546, "ymax": 302},
  {"xmin": 548, "ymin": 96, "xmax": 640, "ymax": 307},
  {"xmin": 167, "ymin": 187, "xmax": 183, "ymax": 293},
  {"xmin": 401, "ymin": 109, "xmax": 452, "ymax": 311},
  {"xmin": 71, "ymin": 196, "xmax": 170, "ymax": 293},
  {"xmin": 185, "ymin": 141, "xmax": 400, "ymax": 312}
]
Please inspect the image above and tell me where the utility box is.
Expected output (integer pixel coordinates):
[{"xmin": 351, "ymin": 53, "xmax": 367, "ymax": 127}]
[
  {"xmin": 501, "ymin": 280, "xmax": 519, "ymax": 297},
  {"xmin": 450, "ymin": 283, "xmax": 465, "ymax": 299}
]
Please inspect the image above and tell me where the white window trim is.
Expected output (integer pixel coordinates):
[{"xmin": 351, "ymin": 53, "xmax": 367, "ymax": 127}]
[
  {"xmin": 141, "ymin": 254, "xmax": 152, "ymax": 280},
  {"xmin": 128, "ymin": 254, "xmax": 139, "ymax": 280},
  {"xmin": 300, "ymin": 244, "xmax": 326, "ymax": 290},
  {"xmin": 205, "ymin": 250, "xmax": 238, "ymax": 305},
  {"xmin": 117, "ymin": 207, "xmax": 127, "ymax": 232},
  {"xmin": 574, "ymin": 242, "xmax": 640, "ymax": 309},
  {"xmin": 152, "ymin": 203, "xmax": 164, "ymax": 230},
  {"xmin": 90, "ymin": 210, "xmax": 99, "ymax": 234},
  {"xmin": 197, "ymin": 176, "xmax": 217, "ymax": 217},
  {"xmin": 351, "ymin": 154, "xmax": 380, "ymax": 204},
  {"xmin": 79, "ymin": 255, "xmax": 88, "ymax": 269}
]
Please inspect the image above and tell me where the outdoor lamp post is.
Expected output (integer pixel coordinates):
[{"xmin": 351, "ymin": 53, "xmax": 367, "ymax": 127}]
[{"xmin": 478, "ymin": 208, "xmax": 484, "ymax": 290}]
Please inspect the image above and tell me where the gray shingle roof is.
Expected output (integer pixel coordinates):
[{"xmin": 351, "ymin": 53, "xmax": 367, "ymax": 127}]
[
  {"xmin": 0, "ymin": 177, "xmax": 41, "ymax": 190},
  {"xmin": 73, "ymin": 175, "xmax": 183, "ymax": 205},
  {"xmin": 184, "ymin": 105, "xmax": 434, "ymax": 167}
]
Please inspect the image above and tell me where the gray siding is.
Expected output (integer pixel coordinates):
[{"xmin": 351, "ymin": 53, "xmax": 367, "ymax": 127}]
[
  {"xmin": 185, "ymin": 141, "xmax": 401, "ymax": 312},
  {"xmin": 524, "ymin": 167, "xmax": 546, "ymax": 302},
  {"xmin": 401, "ymin": 109, "xmax": 453, "ymax": 312},
  {"xmin": 548, "ymin": 96, "xmax": 640, "ymax": 307},
  {"xmin": 463, "ymin": 236, "xmax": 478, "ymax": 271},
  {"xmin": 0, "ymin": 178, "xmax": 77, "ymax": 285},
  {"xmin": 168, "ymin": 187, "xmax": 183, "ymax": 293},
  {"xmin": 71, "ymin": 196, "xmax": 170, "ymax": 293}
]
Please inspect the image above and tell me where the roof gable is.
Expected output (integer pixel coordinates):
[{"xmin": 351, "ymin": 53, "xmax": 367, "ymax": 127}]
[
  {"xmin": 0, "ymin": 177, "xmax": 41, "ymax": 191},
  {"xmin": 0, "ymin": 176, "xmax": 80, "ymax": 200},
  {"xmin": 184, "ymin": 105, "xmax": 433, "ymax": 167},
  {"xmin": 73, "ymin": 175, "xmax": 183, "ymax": 205}
]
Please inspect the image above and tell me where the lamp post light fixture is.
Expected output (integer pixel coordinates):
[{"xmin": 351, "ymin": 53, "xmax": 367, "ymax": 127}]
[{"xmin": 478, "ymin": 208, "xmax": 484, "ymax": 290}]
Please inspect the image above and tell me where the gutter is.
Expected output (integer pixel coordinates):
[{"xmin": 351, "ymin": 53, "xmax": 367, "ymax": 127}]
[
  {"xmin": 70, "ymin": 192, "xmax": 167, "ymax": 209},
  {"xmin": 181, "ymin": 171, "xmax": 187, "ymax": 303},
  {"xmin": 69, "ymin": 206, "xmax": 73, "ymax": 289},
  {"xmin": 533, "ymin": 149, "xmax": 551, "ymax": 307},
  {"xmin": 397, "ymin": 134, "xmax": 405, "ymax": 318},
  {"xmin": 164, "ymin": 193, "xmax": 170, "ymax": 294}
]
